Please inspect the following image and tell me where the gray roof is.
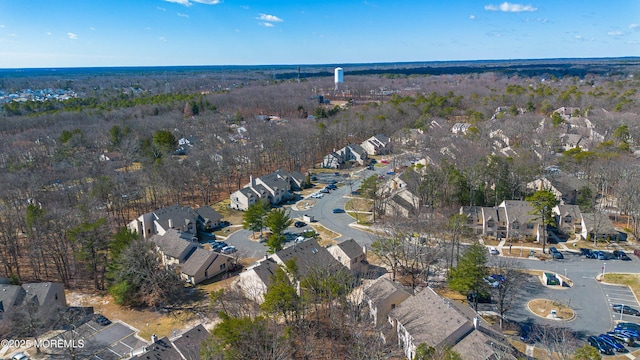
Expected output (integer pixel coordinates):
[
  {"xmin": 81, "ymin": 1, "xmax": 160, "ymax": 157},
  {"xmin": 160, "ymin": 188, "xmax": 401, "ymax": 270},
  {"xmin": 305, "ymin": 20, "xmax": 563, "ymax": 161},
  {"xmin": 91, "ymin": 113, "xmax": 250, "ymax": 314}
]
[
  {"xmin": 334, "ymin": 239, "xmax": 364, "ymax": 260},
  {"xmin": 364, "ymin": 278, "xmax": 411, "ymax": 309},
  {"xmin": 130, "ymin": 337, "xmax": 181, "ymax": 360},
  {"xmin": 288, "ymin": 171, "xmax": 306, "ymax": 187},
  {"xmin": 388, "ymin": 287, "xmax": 472, "ymax": 348},
  {"xmin": 172, "ymin": 324, "xmax": 209, "ymax": 359},
  {"xmin": 501, "ymin": 200, "xmax": 536, "ymax": 224},
  {"xmin": 251, "ymin": 259, "xmax": 281, "ymax": 287},
  {"xmin": 237, "ymin": 187, "xmax": 257, "ymax": 199},
  {"xmin": 0, "ymin": 284, "xmax": 25, "ymax": 310},
  {"xmin": 348, "ymin": 143, "xmax": 367, "ymax": 157},
  {"xmin": 389, "ymin": 193, "xmax": 416, "ymax": 213},
  {"xmin": 22, "ymin": 282, "xmax": 60, "ymax": 307},
  {"xmin": 450, "ymin": 330, "xmax": 500, "ymax": 360},
  {"xmin": 194, "ymin": 205, "xmax": 223, "ymax": 224},
  {"xmin": 152, "ymin": 230, "xmax": 198, "ymax": 261},
  {"xmin": 273, "ymin": 238, "xmax": 344, "ymax": 277},
  {"xmin": 250, "ymin": 184, "xmax": 270, "ymax": 198},
  {"xmin": 374, "ymin": 134, "xmax": 390, "ymax": 144},
  {"xmin": 258, "ymin": 172, "xmax": 290, "ymax": 192},
  {"xmin": 582, "ymin": 212, "xmax": 617, "ymax": 235},
  {"xmin": 179, "ymin": 248, "xmax": 217, "ymax": 276},
  {"xmin": 555, "ymin": 204, "xmax": 582, "ymax": 219},
  {"xmin": 153, "ymin": 205, "xmax": 198, "ymax": 231}
]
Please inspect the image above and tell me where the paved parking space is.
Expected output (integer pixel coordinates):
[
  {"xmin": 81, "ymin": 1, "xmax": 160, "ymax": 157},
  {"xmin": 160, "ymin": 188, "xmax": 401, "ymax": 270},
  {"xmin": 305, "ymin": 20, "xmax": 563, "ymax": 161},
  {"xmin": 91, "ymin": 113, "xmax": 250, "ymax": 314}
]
[{"xmin": 602, "ymin": 284, "xmax": 640, "ymax": 322}]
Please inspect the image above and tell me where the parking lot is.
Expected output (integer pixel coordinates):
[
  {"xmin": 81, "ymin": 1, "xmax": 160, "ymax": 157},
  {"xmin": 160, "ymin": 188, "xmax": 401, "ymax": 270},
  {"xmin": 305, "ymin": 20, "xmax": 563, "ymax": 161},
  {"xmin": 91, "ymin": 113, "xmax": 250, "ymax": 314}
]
[{"xmin": 602, "ymin": 284, "xmax": 640, "ymax": 323}]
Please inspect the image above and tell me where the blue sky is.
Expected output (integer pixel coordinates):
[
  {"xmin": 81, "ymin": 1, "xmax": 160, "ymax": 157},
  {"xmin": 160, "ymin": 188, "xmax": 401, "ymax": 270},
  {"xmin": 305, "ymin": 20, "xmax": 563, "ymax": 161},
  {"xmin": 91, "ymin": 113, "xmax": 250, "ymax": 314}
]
[{"xmin": 0, "ymin": 0, "xmax": 638, "ymax": 68}]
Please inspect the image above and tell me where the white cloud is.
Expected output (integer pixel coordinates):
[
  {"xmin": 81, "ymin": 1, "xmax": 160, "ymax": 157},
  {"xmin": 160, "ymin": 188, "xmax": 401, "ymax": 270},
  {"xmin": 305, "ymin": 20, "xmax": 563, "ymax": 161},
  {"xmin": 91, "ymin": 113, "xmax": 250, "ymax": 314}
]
[
  {"xmin": 164, "ymin": 0, "xmax": 220, "ymax": 6},
  {"xmin": 484, "ymin": 2, "xmax": 537, "ymax": 12},
  {"xmin": 46, "ymin": 32, "xmax": 51, "ymax": 36},
  {"xmin": 469, "ymin": 14, "xmax": 476, "ymax": 20},
  {"xmin": 607, "ymin": 31, "xmax": 623, "ymax": 36},
  {"xmin": 259, "ymin": 22, "xmax": 274, "ymax": 27},
  {"xmin": 177, "ymin": 12, "xmax": 189, "ymax": 17},
  {"xmin": 241, "ymin": 6, "xmax": 249, "ymax": 10},
  {"xmin": 90, "ymin": 27, "xmax": 95, "ymax": 31},
  {"xmin": 574, "ymin": 35, "xmax": 583, "ymax": 40},
  {"xmin": 67, "ymin": 32, "xmax": 78, "ymax": 40},
  {"xmin": 157, "ymin": 6, "xmax": 166, "ymax": 11},
  {"xmin": 630, "ymin": 23, "xmax": 639, "ymax": 30},
  {"xmin": 0, "ymin": 25, "xmax": 4, "ymax": 28},
  {"xmin": 257, "ymin": 14, "xmax": 283, "ymax": 22},
  {"xmin": 159, "ymin": 37, "xmax": 167, "ymax": 42}
]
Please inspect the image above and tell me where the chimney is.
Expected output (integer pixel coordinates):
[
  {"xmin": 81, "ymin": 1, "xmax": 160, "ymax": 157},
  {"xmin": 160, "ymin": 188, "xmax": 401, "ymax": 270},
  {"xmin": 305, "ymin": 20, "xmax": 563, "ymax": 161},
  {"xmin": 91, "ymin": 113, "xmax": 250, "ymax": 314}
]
[
  {"xmin": 151, "ymin": 334, "xmax": 158, "ymax": 343},
  {"xmin": 362, "ymin": 245, "xmax": 367, "ymax": 256},
  {"xmin": 250, "ymin": 175, "xmax": 255, "ymax": 187},
  {"xmin": 473, "ymin": 316, "xmax": 479, "ymax": 329},
  {"xmin": 168, "ymin": 218, "xmax": 173, "ymax": 229}
]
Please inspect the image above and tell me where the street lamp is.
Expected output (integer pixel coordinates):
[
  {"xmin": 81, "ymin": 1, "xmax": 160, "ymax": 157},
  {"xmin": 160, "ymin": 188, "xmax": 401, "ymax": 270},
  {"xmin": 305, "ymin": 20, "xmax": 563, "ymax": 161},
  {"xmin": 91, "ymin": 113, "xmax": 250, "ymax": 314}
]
[{"xmin": 602, "ymin": 262, "xmax": 606, "ymax": 279}]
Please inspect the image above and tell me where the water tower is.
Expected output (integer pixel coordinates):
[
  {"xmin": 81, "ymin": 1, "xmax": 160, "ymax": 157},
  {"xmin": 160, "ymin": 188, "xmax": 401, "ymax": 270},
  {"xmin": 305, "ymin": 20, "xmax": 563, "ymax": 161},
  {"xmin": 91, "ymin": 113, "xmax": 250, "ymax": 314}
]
[{"xmin": 334, "ymin": 67, "xmax": 343, "ymax": 90}]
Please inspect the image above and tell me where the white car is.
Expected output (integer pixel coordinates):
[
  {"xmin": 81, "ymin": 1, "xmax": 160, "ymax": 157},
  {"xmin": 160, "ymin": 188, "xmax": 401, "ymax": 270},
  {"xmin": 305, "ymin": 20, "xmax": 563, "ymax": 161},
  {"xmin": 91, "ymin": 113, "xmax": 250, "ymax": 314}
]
[
  {"xmin": 11, "ymin": 353, "xmax": 29, "ymax": 360},
  {"xmin": 310, "ymin": 193, "xmax": 323, "ymax": 199},
  {"xmin": 295, "ymin": 236, "xmax": 306, "ymax": 243},
  {"xmin": 489, "ymin": 247, "xmax": 499, "ymax": 255},
  {"xmin": 221, "ymin": 246, "xmax": 237, "ymax": 254}
]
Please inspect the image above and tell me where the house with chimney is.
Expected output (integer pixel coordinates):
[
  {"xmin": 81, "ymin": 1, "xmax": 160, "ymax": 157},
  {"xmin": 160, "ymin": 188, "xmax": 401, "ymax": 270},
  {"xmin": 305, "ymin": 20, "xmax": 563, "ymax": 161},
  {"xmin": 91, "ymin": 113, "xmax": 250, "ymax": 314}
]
[
  {"xmin": 234, "ymin": 238, "xmax": 346, "ymax": 303},
  {"xmin": 326, "ymin": 239, "xmax": 367, "ymax": 273},
  {"xmin": 229, "ymin": 169, "xmax": 305, "ymax": 211},
  {"xmin": 363, "ymin": 278, "xmax": 411, "ymax": 327},
  {"xmin": 386, "ymin": 287, "xmax": 515, "ymax": 360},
  {"xmin": 361, "ymin": 134, "xmax": 391, "ymax": 155},
  {"xmin": 128, "ymin": 204, "xmax": 223, "ymax": 240},
  {"xmin": 151, "ymin": 229, "xmax": 235, "ymax": 285},
  {"xmin": 321, "ymin": 144, "xmax": 369, "ymax": 169}
]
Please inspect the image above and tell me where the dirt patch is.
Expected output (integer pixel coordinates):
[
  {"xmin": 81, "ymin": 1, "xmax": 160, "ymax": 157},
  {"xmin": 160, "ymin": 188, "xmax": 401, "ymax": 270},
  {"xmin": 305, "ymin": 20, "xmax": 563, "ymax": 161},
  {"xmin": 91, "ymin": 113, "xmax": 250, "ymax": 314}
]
[
  {"xmin": 527, "ymin": 299, "xmax": 575, "ymax": 320},
  {"xmin": 66, "ymin": 291, "xmax": 204, "ymax": 341},
  {"xmin": 309, "ymin": 223, "xmax": 340, "ymax": 242}
]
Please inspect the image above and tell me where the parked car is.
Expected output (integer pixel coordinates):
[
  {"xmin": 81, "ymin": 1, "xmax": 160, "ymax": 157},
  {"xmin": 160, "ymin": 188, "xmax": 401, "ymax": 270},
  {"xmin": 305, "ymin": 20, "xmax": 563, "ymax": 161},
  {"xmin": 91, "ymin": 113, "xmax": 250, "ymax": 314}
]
[
  {"xmin": 320, "ymin": 188, "xmax": 330, "ymax": 194},
  {"xmin": 467, "ymin": 291, "xmax": 491, "ymax": 304},
  {"xmin": 490, "ymin": 274, "xmax": 505, "ymax": 282},
  {"xmin": 551, "ymin": 251, "xmax": 564, "ymax": 259},
  {"xmin": 351, "ymin": 190, "xmax": 360, "ymax": 195},
  {"xmin": 221, "ymin": 246, "xmax": 237, "ymax": 254},
  {"xmin": 607, "ymin": 331, "xmax": 635, "ymax": 345},
  {"xmin": 212, "ymin": 242, "xmax": 227, "ymax": 251},
  {"xmin": 294, "ymin": 221, "xmax": 306, "ymax": 228},
  {"xmin": 332, "ymin": 208, "xmax": 345, "ymax": 214},
  {"xmin": 11, "ymin": 352, "xmax": 29, "ymax": 360},
  {"xmin": 484, "ymin": 276, "xmax": 499, "ymax": 288},
  {"xmin": 295, "ymin": 236, "xmax": 306, "ymax": 243},
  {"xmin": 310, "ymin": 193, "xmax": 323, "ymax": 199},
  {"xmin": 326, "ymin": 184, "xmax": 337, "ymax": 190},
  {"xmin": 594, "ymin": 251, "xmax": 610, "ymax": 260},
  {"xmin": 613, "ymin": 327, "xmax": 640, "ymax": 341},
  {"xmin": 519, "ymin": 325, "xmax": 534, "ymax": 344},
  {"xmin": 94, "ymin": 314, "xmax": 112, "ymax": 326},
  {"xmin": 634, "ymin": 249, "xmax": 640, "ymax": 258},
  {"xmin": 612, "ymin": 304, "xmax": 640, "ymax": 316},
  {"xmin": 613, "ymin": 250, "xmax": 631, "ymax": 261},
  {"xmin": 549, "ymin": 246, "xmax": 558, "ymax": 253},
  {"xmin": 598, "ymin": 334, "xmax": 627, "ymax": 352},
  {"xmin": 616, "ymin": 322, "xmax": 640, "ymax": 333},
  {"xmin": 587, "ymin": 335, "xmax": 614, "ymax": 355},
  {"xmin": 488, "ymin": 247, "xmax": 499, "ymax": 255}
]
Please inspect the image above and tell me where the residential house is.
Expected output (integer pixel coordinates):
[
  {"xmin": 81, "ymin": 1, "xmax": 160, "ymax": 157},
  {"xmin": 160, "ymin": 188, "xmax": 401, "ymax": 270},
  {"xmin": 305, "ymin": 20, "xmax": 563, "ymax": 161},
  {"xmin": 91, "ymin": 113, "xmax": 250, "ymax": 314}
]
[
  {"xmin": 361, "ymin": 134, "xmax": 391, "ymax": 155},
  {"xmin": 98, "ymin": 151, "xmax": 122, "ymax": 162},
  {"xmin": 451, "ymin": 123, "xmax": 473, "ymax": 135},
  {"xmin": 131, "ymin": 324, "xmax": 210, "ymax": 360},
  {"xmin": 527, "ymin": 174, "xmax": 594, "ymax": 205},
  {"xmin": 0, "ymin": 282, "xmax": 66, "ymax": 322},
  {"xmin": 179, "ymin": 248, "xmax": 235, "ymax": 285},
  {"xmin": 235, "ymin": 239, "xmax": 346, "ymax": 303},
  {"xmin": 128, "ymin": 204, "xmax": 223, "ymax": 239},
  {"xmin": 363, "ymin": 278, "xmax": 411, "ymax": 327},
  {"xmin": 387, "ymin": 287, "xmax": 514, "ymax": 360},
  {"xmin": 230, "ymin": 169, "xmax": 302, "ymax": 211},
  {"xmin": 558, "ymin": 133, "xmax": 585, "ymax": 151},
  {"xmin": 151, "ymin": 229, "xmax": 199, "ymax": 268},
  {"xmin": 553, "ymin": 205, "xmax": 583, "ymax": 235},
  {"xmin": 581, "ymin": 212, "xmax": 619, "ymax": 241},
  {"xmin": 321, "ymin": 144, "xmax": 369, "ymax": 169},
  {"xmin": 461, "ymin": 201, "xmax": 539, "ymax": 241},
  {"xmin": 381, "ymin": 170, "xmax": 422, "ymax": 217},
  {"xmin": 327, "ymin": 239, "xmax": 367, "ymax": 273}
]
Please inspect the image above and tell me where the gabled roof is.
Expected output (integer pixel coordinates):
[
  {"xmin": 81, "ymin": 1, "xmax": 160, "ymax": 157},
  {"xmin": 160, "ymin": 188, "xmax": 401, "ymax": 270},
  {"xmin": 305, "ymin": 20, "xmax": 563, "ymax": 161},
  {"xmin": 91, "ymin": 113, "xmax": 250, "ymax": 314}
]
[
  {"xmin": 554, "ymin": 204, "xmax": 582, "ymax": 219},
  {"xmin": 288, "ymin": 171, "xmax": 306, "ymax": 186},
  {"xmin": 582, "ymin": 212, "xmax": 617, "ymax": 235},
  {"xmin": 332, "ymin": 239, "xmax": 364, "ymax": 260},
  {"xmin": 172, "ymin": 324, "xmax": 210, "ymax": 359},
  {"xmin": 258, "ymin": 172, "xmax": 289, "ymax": 192},
  {"xmin": 0, "ymin": 284, "xmax": 25, "ymax": 309},
  {"xmin": 364, "ymin": 278, "xmax": 411, "ymax": 309},
  {"xmin": 22, "ymin": 282, "xmax": 59, "ymax": 307},
  {"xmin": 250, "ymin": 259, "xmax": 281, "ymax": 287},
  {"xmin": 272, "ymin": 238, "xmax": 344, "ymax": 277},
  {"xmin": 389, "ymin": 287, "xmax": 471, "ymax": 348},
  {"xmin": 389, "ymin": 193, "xmax": 416, "ymax": 213},
  {"xmin": 500, "ymin": 201, "xmax": 536, "ymax": 224},
  {"xmin": 153, "ymin": 205, "xmax": 198, "ymax": 231},
  {"xmin": 450, "ymin": 329, "xmax": 500, "ymax": 360},
  {"xmin": 373, "ymin": 134, "xmax": 390, "ymax": 144},
  {"xmin": 236, "ymin": 187, "xmax": 257, "ymax": 199},
  {"xmin": 180, "ymin": 248, "xmax": 218, "ymax": 276},
  {"xmin": 194, "ymin": 206, "xmax": 223, "ymax": 224},
  {"xmin": 152, "ymin": 230, "xmax": 198, "ymax": 260},
  {"xmin": 130, "ymin": 337, "xmax": 181, "ymax": 360},
  {"xmin": 347, "ymin": 143, "xmax": 367, "ymax": 156}
]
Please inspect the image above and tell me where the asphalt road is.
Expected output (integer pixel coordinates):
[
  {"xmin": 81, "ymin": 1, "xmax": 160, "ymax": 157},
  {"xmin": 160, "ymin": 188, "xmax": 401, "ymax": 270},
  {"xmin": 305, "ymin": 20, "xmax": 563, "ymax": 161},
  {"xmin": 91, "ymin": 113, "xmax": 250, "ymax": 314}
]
[{"xmin": 224, "ymin": 164, "xmax": 640, "ymax": 340}]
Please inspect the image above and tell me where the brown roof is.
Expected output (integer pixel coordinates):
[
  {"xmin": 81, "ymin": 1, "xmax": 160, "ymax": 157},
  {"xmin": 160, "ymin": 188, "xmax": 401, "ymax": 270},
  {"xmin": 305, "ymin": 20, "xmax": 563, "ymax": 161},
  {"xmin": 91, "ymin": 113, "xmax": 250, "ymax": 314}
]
[
  {"xmin": 180, "ymin": 248, "xmax": 217, "ymax": 276},
  {"xmin": 334, "ymin": 239, "xmax": 364, "ymax": 260},
  {"xmin": 364, "ymin": 278, "xmax": 411, "ymax": 309}
]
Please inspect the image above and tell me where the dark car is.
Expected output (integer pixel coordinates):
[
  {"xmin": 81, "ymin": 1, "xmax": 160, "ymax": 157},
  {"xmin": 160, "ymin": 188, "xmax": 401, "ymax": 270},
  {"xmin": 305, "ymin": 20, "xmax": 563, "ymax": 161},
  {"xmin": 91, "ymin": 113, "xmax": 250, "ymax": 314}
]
[
  {"xmin": 94, "ymin": 314, "xmax": 112, "ymax": 326},
  {"xmin": 617, "ymin": 322, "xmax": 640, "ymax": 333},
  {"xmin": 587, "ymin": 335, "xmax": 614, "ymax": 355},
  {"xmin": 607, "ymin": 331, "xmax": 635, "ymax": 345},
  {"xmin": 613, "ymin": 250, "xmax": 631, "ymax": 261},
  {"xmin": 490, "ymin": 274, "xmax": 505, "ymax": 282},
  {"xmin": 551, "ymin": 251, "xmax": 564, "ymax": 259},
  {"xmin": 467, "ymin": 291, "xmax": 491, "ymax": 304},
  {"xmin": 332, "ymin": 208, "xmax": 345, "ymax": 214},
  {"xmin": 294, "ymin": 221, "xmax": 306, "ymax": 228},
  {"xmin": 599, "ymin": 334, "xmax": 627, "ymax": 352},
  {"xmin": 549, "ymin": 246, "xmax": 558, "ymax": 253},
  {"xmin": 519, "ymin": 325, "xmax": 534, "ymax": 344},
  {"xmin": 612, "ymin": 304, "xmax": 640, "ymax": 316},
  {"xmin": 613, "ymin": 327, "xmax": 640, "ymax": 341},
  {"xmin": 594, "ymin": 250, "xmax": 610, "ymax": 260},
  {"xmin": 320, "ymin": 188, "xmax": 330, "ymax": 194},
  {"xmin": 326, "ymin": 184, "xmax": 337, "ymax": 190}
]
